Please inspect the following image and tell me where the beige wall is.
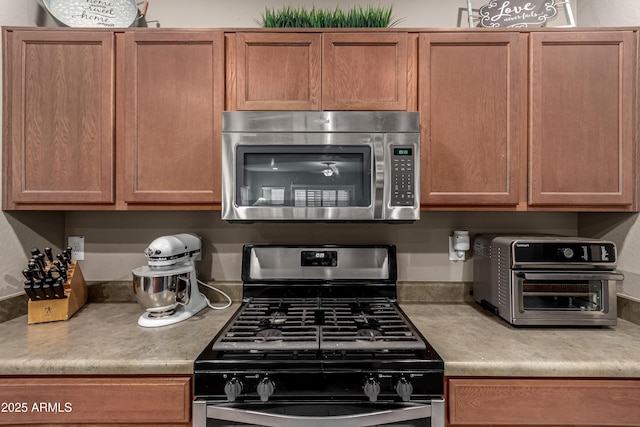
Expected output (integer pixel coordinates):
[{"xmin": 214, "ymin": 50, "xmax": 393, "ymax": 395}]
[
  {"xmin": 0, "ymin": 0, "xmax": 635, "ymax": 302},
  {"xmin": 65, "ymin": 211, "xmax": 577, "ymax": 283}
]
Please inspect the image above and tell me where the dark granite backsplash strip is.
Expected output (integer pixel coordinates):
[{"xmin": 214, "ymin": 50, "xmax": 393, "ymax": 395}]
[
  {"xmin": 3, "ymin": 282, "xmax": 639, "ymax": 325},
  {"xmin": 397, "ymin": 282, "xmax": 474, "ymax": 303},
  {"xmin": 618, "ymin": 296, "xmax": 640, "ymax": 325},
  {"xmin": 86, "ymin": 281, "xmax": 244, "ymax": 305},
  {"xmin": 0, "ymin": 294, "xmax": 28, "ymax": 323}
]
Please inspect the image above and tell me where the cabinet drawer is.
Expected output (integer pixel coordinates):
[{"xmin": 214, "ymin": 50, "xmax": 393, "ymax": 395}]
[
  {"xmin": 0, "ymin": 376, "xmax": 191, "ymax": 425},
  {"xmin": 448, "ymin": 378, "xmax": 640, "ymax": 426}
]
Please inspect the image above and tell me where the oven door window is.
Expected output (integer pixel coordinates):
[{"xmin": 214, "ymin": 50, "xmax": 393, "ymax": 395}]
[
  {"xmin": 521, "ymin": 280, "xmax": 604, "ymax": 311},
  {"xmin": 235, "ymin": 146, "xmax": 372, "ymax": 208},
  {"xmin": 204, "ymin": 402, "xmax": 435, "ymax": 427}
]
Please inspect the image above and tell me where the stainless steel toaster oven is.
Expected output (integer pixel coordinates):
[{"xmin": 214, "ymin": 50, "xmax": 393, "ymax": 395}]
[{"xmin": 473, "ymin": 235, "xmax": 623, "ymax": 326}]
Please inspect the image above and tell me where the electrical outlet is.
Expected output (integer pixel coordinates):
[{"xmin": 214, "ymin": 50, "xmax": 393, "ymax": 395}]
[{"xmin": 68, "ymin": 235, "xmax": 85, "ymax": 261}]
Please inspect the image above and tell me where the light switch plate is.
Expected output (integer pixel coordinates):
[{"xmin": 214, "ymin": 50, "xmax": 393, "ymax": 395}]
[{"xmin": 68, "ymin": 235, "xmax": 85, "ymax": 261}]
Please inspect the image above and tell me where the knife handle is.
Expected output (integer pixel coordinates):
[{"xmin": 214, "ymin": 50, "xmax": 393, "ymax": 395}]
[
  {"xmin": 53, "ymin": 278, "xmax": 67, "ymax": 298},
  {"xmin": 32, "ymin": 279, "xmax": 46, "ymax": 300},
  {"xmin": 44, "ymin": 247, "xmax": 54, "ymax": 263},
  {"xmin": 42, "ymin": 277, "xmax": 56, "ymax": 299},
  {"xmin": 24, "ymin": 280, "xmax": 38, "ymax": 301}
]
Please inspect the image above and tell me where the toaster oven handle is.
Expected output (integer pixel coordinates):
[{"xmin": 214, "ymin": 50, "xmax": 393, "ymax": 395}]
[
  {"xmin": 203, "ymin": 400, "xmax": 444, "ymax": 427},
  {"xmin": 518, "ymin": 272, "xmax": 624, "ymax": 281}
]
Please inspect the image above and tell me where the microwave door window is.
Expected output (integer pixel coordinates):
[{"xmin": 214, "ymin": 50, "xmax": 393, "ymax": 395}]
[{"xmin": 236, "ymin": 147, "xmax": 372, "ymax": 208}]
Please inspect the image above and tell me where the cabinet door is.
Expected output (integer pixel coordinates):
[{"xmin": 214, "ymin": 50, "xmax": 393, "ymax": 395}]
[
  {"xmin": 0, "ymin": 376, "xmax": 191, "ymax": 425},
  {"xmin": 323, "ymin": 32, "xmax": 409, "ymax": 111},
  {"xmin": 448, "ymin": 378, "xmax": 640, "ymax": 426},
  {"xmin": 529, "ymin": 31, "xmax": 636, "ymax": 209},
  {"xmin": 122, "ymin": 31, "xmax": 224, "ymax": 204},
  {"xmin": 419, "ymin": 33, "xmax": 525, "ymax": 206},
  {"xmin": 5, "ymin": 30, "xmax": 114, "ymax": 206},
  {"xmin": 235, "ymin": 33, "xmax": 321, "ymax": 110}
]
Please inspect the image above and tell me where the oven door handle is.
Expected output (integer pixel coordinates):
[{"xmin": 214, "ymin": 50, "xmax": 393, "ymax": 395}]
[
  {"xmin": 204, "ymin": 400, "xmax": 444, "ymax": 427},
  {"xmin": 517, "ymin": 272, "xmax": 624, "ymax": 281}
]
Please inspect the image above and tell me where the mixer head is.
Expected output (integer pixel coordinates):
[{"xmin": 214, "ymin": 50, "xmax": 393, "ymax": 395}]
[{"xmin": 144, "ymin": 233, "xmax": 201, "ymax": 269}]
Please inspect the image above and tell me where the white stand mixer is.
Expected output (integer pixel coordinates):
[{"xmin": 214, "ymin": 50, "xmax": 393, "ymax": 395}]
[{"xmin": 132, "ymin": 233, "xmax": 208, "ymax": 327}]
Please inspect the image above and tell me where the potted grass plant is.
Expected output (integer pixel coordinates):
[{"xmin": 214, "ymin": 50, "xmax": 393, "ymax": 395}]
[{"xmin": 257, "ymin": 5, "xmax": 401, "ymax": 28}]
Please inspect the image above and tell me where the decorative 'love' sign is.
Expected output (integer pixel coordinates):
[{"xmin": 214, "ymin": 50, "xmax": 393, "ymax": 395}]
[{"xmin": 479, "ymin": 0, "xmax": 558, "ymax": 28}]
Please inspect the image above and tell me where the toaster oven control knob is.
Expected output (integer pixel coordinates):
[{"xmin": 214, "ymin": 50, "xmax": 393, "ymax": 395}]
[
  {"xmin": 257, "ymin": 377, "xmax": 275, "ymax": 402},
  {"xmin": 561, "ymin": 247, "xmax": 575, "ymax": 259},
  {"xmin": 224, "ymin": 377, "xmax": 243, "ymax": 402},
  {"xmin": 395, "ymin": 377, "xmax": 414, "ymax": 402},
  {"xmin": 363, "ymin": 377, "xmax": 381, "ymax": 402}
]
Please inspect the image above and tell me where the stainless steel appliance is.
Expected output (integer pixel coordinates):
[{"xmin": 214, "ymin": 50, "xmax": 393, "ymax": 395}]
[
  {"xmin": 473, "ymin": 235, "xmax": 623, "ymax": 326},
  {"xmin": 193, "ymin": 245, "xmax": 444, "ymax": 427},
  {"xmin": 222, "ymin": 111, "xmax": 420, "ymax": 222},
  {"xmin": 132, "ymin": 234, "xmax": 208, "ymax": 327}
]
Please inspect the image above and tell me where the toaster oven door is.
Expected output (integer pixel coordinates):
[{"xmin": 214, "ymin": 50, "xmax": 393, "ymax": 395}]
[{"xmin": 511, "ymin": 271, "xmax": 623, "ymax": 326}]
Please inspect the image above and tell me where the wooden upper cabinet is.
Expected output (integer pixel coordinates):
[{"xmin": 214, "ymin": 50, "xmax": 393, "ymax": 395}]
[
  {"xmin": 419, "ymin": 32, "xmax": 525, "ymax": 207},
  {"xmin": 232, "ymin": 31, "xmax": 411, "ymax": 111},
  {"xmin": 235, "ymin": 32, "xmax": 321, "ymax": 110},
  {"xmin": 529, "ymin": 31, "xmax": 637, "ymax": 209},
  {"xmin": 122, "ymin": 31, "xmax": 224, "ymax": 204},
  {"xmin": 4, "ymin": 30, "xmax": 114, "ymax": 207},
  {"xmin": 323, "ymin": 32, "xmax": 409, "ymax": 111}
]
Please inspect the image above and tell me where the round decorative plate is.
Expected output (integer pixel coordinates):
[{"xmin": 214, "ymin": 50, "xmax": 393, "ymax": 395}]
[{"xmin": 46, "ymin": 0, "xmax": 138, "ymax": 27}]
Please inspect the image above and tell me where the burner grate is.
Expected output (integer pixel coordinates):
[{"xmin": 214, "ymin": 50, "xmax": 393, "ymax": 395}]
[{"xmin": 211, "ymin": 297, "xmax": 425, "ymax": 351}]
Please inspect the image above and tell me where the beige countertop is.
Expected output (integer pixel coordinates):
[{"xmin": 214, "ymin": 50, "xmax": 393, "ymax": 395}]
[
  {"xmin": 0, "ymin": 302, "xmax": 238, "ymax": 375},
  {"xmin": 402, "ymin": 303, "xmax": 640, "ymax": 378},
  {"xmin": 2, "ymin": 301, "xmax": 640, "ymax": 377}
]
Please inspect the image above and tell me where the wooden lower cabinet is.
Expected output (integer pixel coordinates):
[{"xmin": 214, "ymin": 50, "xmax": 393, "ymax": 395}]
[
  {"xmin": 447, "ymin": 377, "xmax": 640, "ymax": 426},
  {"xmin": 0, "ymin": 376, "xmax": 191, "ymax": 426}
]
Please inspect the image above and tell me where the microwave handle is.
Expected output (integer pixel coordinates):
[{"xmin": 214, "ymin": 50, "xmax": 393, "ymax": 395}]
[
  {"xmin": 204, "ymin": 400, "xmax": 443, "ymax": 427},
  {"xmin": 518, "ymin": 272, "xmax": 624, "ymax": 281},
  {"xmin": 372, "ymin": 134, "xmax": 385, "ymax": 219}
]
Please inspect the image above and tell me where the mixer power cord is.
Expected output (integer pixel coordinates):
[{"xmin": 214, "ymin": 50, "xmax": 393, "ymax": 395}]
[{"xmin": 197, "ymin": 279, "xmax": 233, "ymax": 310}]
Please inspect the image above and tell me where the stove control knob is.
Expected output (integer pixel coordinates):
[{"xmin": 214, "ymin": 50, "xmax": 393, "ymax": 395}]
[
  {"xmin": 396, "ymin": 377, "xmax": 414, "ymax": 402},
  {"xmin": 363, "ymin": 377, "xmax": 381, "ymax": 402},
  {"xmin": 224, "ymin": 377, "xmax": 243, "ymax": 402},
  {"xmin": 561, "ymin": 247, "xmax": 575, "ymax": 259},
  {"xmin": 257, "ymin": 377, "xmax": 275, "ymax": 402}
]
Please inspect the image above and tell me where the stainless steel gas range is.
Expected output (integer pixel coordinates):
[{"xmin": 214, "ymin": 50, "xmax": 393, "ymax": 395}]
[{"xmin": 193, "ymin": 245, "xmax": 444, "ymax": 427}]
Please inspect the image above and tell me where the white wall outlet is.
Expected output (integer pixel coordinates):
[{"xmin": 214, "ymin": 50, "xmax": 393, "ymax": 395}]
[
  {"xmin": 449, "ymin": 230, "xmax": 470, "ymax": 261},
  {"xmin": 68, "ymin": 235, "xmax": 85, "ymax": 261}
]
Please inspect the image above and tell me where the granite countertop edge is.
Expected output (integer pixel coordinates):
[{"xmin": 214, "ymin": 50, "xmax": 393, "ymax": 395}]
[{"xmin": 1, "ymin": 300, "xmax": 640, "ymax": 378}]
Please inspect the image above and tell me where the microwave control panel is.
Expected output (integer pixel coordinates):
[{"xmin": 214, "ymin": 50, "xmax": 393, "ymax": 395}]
[{"xmin": 391, "ymin": 147, "xmax": 415, "ymax": 206}]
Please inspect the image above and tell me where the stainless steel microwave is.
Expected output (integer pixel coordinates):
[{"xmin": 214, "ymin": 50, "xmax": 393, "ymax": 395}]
[{"xmin": 221, "ymin": 111, "xmax": 420, "ymax": 222}]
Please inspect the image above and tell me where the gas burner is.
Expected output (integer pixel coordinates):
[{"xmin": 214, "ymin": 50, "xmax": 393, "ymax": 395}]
[
  {"xmin": 356, "ymin": 328, "xmax": 382, "ymax": 341},
  {"xmin": 255, "ymin": 328, "xmax": 284, "ymax": 341},
  {"xmin": 269, "ymin": 311, "xmax": 287, "ymax": 325},
  {"xmin": 354, "ymin": 311, "xmax": 380, "ymax": 328}
]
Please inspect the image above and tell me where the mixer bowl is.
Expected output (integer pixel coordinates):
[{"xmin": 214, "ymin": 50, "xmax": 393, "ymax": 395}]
[{"xmin": 132, "ymin": 265, "xmax": 192, "ymax": 313}]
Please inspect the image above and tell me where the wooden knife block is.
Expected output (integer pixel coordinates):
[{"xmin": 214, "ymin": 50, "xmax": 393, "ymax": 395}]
[{"xmin": 27, "ymin": 261, "xmax": 88, "ymax": 324}]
